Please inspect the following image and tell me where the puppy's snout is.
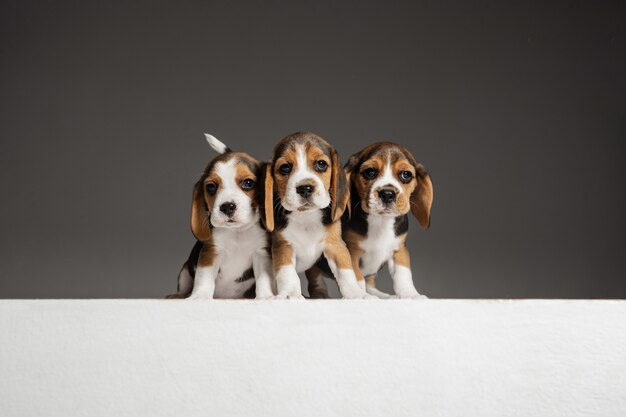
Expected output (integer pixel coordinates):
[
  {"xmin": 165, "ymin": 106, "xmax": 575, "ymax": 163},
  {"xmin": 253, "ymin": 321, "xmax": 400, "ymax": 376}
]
[
  {"xmin": 219, "ymin": 202, "xmax": 237, "ymax": 217},
  {"xmin": 296, "ymin": 184, "xmax": 315, "ymax": 198},
  {"xmin": 378, "ymin": 189, "xmax": 396, "ymax": 204}
]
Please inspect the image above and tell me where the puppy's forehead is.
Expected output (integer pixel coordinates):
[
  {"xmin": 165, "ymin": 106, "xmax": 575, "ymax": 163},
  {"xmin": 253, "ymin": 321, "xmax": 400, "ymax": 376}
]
[
  {"xmin": 357, "ymin": 142, "xmax": 416, "ymax": 168},
  {"xmin": 204, "ymin": 152, "xmax": 260, "ymax": 178},
  {"xmin": 272, "ymin": 131, "xmax": 333, "ymax": 160}
]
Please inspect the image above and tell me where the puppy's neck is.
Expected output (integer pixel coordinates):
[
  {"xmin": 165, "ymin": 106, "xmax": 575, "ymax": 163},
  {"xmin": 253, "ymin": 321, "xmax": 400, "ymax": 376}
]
[
  {"xmin": 213, "ymin": 214, "xmax": 261, "ymax": 237},
  {"xmin": 286, "ymin": 207, "xmax": 323, "ymax": 225},
  {"xmin": 347, "ymin": 201, "xmax": 408, "ymax": 237},
  {"xmin": 274, "ymin": 201, "xmax": 331, "ymax": 230}
]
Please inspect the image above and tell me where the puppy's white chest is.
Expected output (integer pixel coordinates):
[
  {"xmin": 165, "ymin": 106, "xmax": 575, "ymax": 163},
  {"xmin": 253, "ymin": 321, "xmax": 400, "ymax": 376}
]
[
  {"xmin": 212, "ymin": 224, "xmax": 266, "ymax": 298},
  {"xmin": 359, "ymin": 216, "xmax": 401, "ymax": 276},
  {"xmin": 282, "ymin": 211, "xmax": 326, "ymax": 273}
]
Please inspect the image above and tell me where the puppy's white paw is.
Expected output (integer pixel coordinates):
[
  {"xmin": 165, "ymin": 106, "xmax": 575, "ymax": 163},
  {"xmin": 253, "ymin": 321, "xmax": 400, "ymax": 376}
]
[
  {"xmin": 255, "ymin": 290, "xmax": 276, "ymax": 300},
  {"xmin": 273, "ymin": 292, "xmax": 305, "ymax": 300},
  {"xmin": 255, "ymin": 295, "xmax": 274, "ymax": 300},
  {"xmin": 366, "ymin": 288, "xmax": 395, "ymax": 299},
  {"xmin": 396, "ymin": 293, "xmax": 428, "ymax": 300},
  {"xmin": 187, "ymin": 292, "xmax": 213, "ymax": 300},
  {"xmin": 341, "ymin": 288, "xmax": 377, "ymax": 300},
  {"xmin": 382, "ymin": 294, "xmax": 398, "ymax": 299}
]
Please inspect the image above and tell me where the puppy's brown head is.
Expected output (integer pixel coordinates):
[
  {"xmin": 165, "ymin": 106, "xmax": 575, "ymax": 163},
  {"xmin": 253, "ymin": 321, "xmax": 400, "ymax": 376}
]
[
  {"xmin": 345, "ymin": 142, "xmax": 433, "ymax": 229},
  {"xmin": 191, "ymin": 152, "xmax": 263, "ymax": 240},
  {"xmin": 263, "ymin": 132, "xmax": 349, "ymax": 232}
]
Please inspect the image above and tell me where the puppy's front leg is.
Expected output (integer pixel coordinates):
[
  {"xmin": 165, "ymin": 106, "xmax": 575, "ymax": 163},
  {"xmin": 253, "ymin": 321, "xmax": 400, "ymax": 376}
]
[
  {"xmin": 349, "ymin": 250, "xmax": 393, "ymax": 299},
  {"xmin": 189, "ymin": 266, "xmax": 219, "ymax": 299},
  {"xmin": 324, "ymin": 224, "xmax": 374, "ymax": 299},
  {"xmin": 389, "ymin": 246, "xmax": 426, "ymax": 299},
  {"xmin": 188, "ymin": 245, "xmax": 220, "ymax": 299},
  {"xmin": 271, "ymin": 236, "xmax": 304, "ymax": 300},
  {"xmin": 253, "ymin": 251, "xmax": 275, "ymax": 299},
  {"xmin": 365, "ymin": 275, "xmax": 395, "ymax": 299},
  {"xmin": 305, "ymin": 265, "xmax": 330, "ymax": 299}
]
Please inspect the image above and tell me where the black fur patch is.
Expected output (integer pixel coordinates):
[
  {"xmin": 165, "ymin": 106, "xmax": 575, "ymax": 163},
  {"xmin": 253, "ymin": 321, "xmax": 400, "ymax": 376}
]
[
  {"xmin": 243, "ymin": 283, "xmax": 256, "ymax": 299},
  {"xmin": 321, "ymin": 205, "xmax": 333, "ymax": 225},
  {"xmin": 187, "ymin": 240, "xmax": 203, "ymax": 278},
  {"xmin": 315, "ymin": 255, "xmax": 335, "ymax": 279},
  {"xmin": 343, "ymin": 186, "xmax": 369, "ymax": 236},
  {"xmin": 272, "ymin": 195, "xmax": 290, "ymax": 231},
  {"xmin": 394, "ymin": 215, "xmax": 409, "ymax": 236},
  {"xmin": 235, "ymin": 267, "xmax": 255, "ymax": 283}
]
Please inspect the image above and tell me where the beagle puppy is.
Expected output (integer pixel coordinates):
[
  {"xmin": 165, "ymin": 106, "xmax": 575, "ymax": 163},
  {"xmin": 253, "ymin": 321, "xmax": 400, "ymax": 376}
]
[
  {"xmin": 341, "ymin": 142, "xmax": 434, "ymax": 299},
  {"xmin": 168, "ymin": 134, "xmax": 274, "ymax": 299},
  {"xmin": 263, "ymin": 131, "xmax": 373, "ymax": 299}
]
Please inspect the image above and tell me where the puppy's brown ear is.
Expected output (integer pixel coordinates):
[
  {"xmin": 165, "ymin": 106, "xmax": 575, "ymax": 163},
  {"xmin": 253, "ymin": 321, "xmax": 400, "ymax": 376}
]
[
  {"xmin": 190, "ymin": 179, "xmax": 212, "ymax": 241},
  {"xmin": 262, "ymin": 162, "xmax": 275, "ymax": 232},
  {"xmin": 342, "ymin": 152, "xmax": 361, "ymax": 220},
  {"xmin": 410, "ymin": 164, "xmax": 434, "ymax": 229},
  {"xmin": 330, "ymin": 149, "xmax": 350, "ymax": 222}
]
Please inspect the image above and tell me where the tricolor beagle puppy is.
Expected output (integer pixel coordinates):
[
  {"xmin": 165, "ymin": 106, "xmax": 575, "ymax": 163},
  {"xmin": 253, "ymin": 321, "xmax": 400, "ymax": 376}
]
[
  {"xmin": 168, "ymin": 134, "xmax": 274, "ymax": 300},
  {"xmin": 341, "ymin": 142, "xmax": 434, "ymax": 299},
  {"xmin": 263, "ymin": 132, "xmax": 374, "ymax": 299}
]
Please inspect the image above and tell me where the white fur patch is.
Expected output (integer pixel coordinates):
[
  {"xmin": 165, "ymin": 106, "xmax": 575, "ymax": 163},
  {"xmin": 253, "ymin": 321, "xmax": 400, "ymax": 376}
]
[
  {"xmin": 368, "ymin": 154, "xmax": 404, "ymax": 215},
  {"xmin": 388, "ymin": 262, "xmax": 424, "ymax": 299},
  {"xmin": 274, "ymin": 265, "xmax": 304, "ymax": 300},
  {"xmin": 324, "ymin": 258, "xmax": 373, "ymax": 299},
  {"xmin": 358, "ymin": 215, "xmax": 401, "ymax": 276},
  {"xmin": 252, "ymin": 251, "xmax": 275, "ymax": 300},
  {"xmin": 282, "ymin": 210, "xmax": 326, "ymax": 273},
  {"xmin": 273, "ymin": 210, "xmax": 326, "ymax": 299},
  {"xmin": 189, "ymin": 264, "xmax": 218, "ymax": 299},
  {"xmin": 204, "ymin": 133, "xmax": 229, "ymax": 154},
  {"xmin": 358, "ymin": 213, "xmax": 424, "ymax": 299},
  {"xmin": 212, "ymin": 222, "xmax": 268, "ymax": 299}
]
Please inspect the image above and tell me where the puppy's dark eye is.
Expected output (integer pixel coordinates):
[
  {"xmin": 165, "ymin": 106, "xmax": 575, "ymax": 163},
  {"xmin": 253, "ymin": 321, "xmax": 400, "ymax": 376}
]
[
  {"xmin": 240, "ymin": 179, "xmax": 255, "ymax": 190},
  {"xmin": 399, "ymin": 170, "xmax": 413, "ymax": 183},
  {"xmin": 362, "ymin": 168, "xmax": 378, "ymax": 180},
  {"xmin": 205, "ymin": 183, "xmax": 218, "ymax": 194},
  {"xmin": 314, "ymin": 160, "xmax": 328, "ymax": 172},
  {"xmin": 279, "ymin": 163, "xmax": 292, "ymax": 175}
]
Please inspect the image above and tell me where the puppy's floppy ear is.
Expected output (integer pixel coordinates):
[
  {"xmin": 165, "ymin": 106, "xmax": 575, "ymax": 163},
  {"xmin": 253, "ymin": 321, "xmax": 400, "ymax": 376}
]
[
  {"xmin": 410, "ymin": 164, "xmax": 434, "ymax": 229},
  {"xmin": 344, "ymin": 153, "xmax": 360, "ymax": 175},
  {"xmin": 342, "ymin": 152, "xmax": 362, "ymax": 219},
  {"xmin": 330, "ymin": 149, "xmax": 350, "ymax": 222},
  {"xmin": 262, "ymin": 161, "xmax": 275, "ymax": 232},
  {"xmin": 190, "ymin": 178, "xmax": 212, "ymax": 241}
]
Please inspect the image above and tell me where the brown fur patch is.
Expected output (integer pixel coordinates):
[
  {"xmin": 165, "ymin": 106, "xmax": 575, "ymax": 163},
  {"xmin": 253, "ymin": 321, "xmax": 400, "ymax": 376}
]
[
  {"xmin": 341, "ymin": 228, "xmax": 366, "ymax": 281},
  {"xmin": 190, "ymin": 179, "xmax": 212, "ymax": 241},
  {"xmin": 270, "ymin": 231, "xmax": 294, "ymax": 270},
  {"xmin": 272, "ymin": 146, "xmax": 298, "ymax": 205},
  {"xmin": 263, "ymin": 162, "xmax": 275, "ymax": 231},
  {"xmin": 392, "ymin": 244, "xmax": 411, "ymax": 268},
  {"xmin": 365, "ymin": 275, "xmax": 377, "ymax": 289},
  {"xmin": 323, "ymin": 222, "xmax": 354, "ymax": 270},
  {"xmin": 197, "ymin": 243, "xmax": 217, "ymax": 267}
]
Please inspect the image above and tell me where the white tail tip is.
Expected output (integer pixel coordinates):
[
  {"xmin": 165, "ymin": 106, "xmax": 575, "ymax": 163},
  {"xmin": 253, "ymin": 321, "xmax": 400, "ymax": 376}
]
[{"xmin": 204, "ymin": 133, "xmax": 231, "ymax": 154}]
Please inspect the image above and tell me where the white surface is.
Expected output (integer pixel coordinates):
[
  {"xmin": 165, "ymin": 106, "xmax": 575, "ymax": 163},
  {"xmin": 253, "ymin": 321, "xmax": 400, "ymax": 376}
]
[{"xmin": 1, "ymin": 300, "xmax": 625, "ymax": 417}]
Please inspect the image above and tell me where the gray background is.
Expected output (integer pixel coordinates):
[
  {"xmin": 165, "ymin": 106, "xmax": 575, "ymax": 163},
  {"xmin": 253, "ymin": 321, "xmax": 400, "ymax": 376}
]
[{"xmin": 1, "ymin": 0, "xmax": 624, "ymax": 299}]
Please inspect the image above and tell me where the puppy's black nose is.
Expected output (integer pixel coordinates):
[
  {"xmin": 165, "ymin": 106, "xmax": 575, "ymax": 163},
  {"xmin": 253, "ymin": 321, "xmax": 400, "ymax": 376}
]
[
  {"xmin": 219, "ymin": 202, "xmax": 237, "ymax": 217},
  {"xmin": 296, "ymin": 184, "xmax": 314, "ymax": 198},
  {"xmin": 379, "ymin": 189, "xmax": 396, "ymax": 204}
]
